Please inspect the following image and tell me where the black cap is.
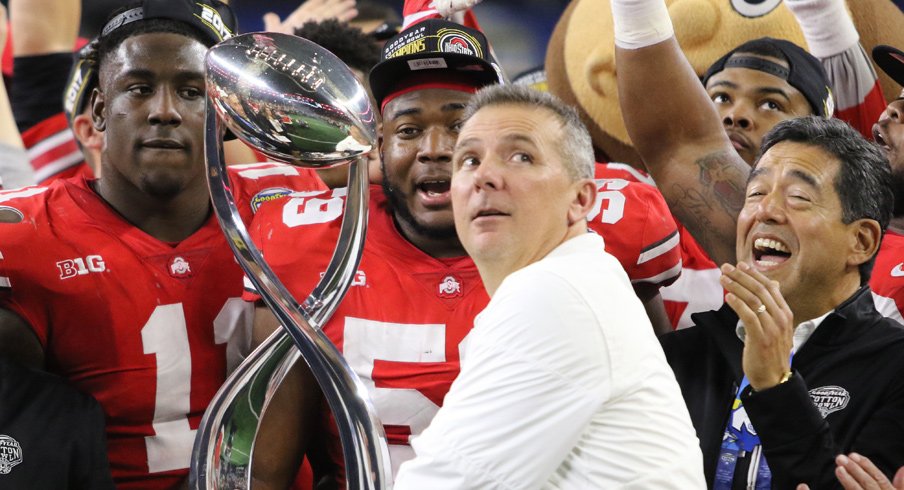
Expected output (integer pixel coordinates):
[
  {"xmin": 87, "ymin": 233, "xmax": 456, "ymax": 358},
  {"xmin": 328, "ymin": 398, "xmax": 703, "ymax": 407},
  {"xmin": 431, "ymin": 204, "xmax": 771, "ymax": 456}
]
[
  {"xmin": 63, "ymin": 40, "xmax": 99, "ymax": 128},
  {"xmin": 703, "ymin": 37, "xmax": 835, "ymax": 118},
  {"xmin": 100, "ymin": 0, "xmax": 237, "ymax": 46},
  {"xmin": 873, "ymin": 45, "xmax": 904, "ymax": 88},
  {"xmin": 368, "ymin": 19, "xmax": 504, "ymax": 110}
]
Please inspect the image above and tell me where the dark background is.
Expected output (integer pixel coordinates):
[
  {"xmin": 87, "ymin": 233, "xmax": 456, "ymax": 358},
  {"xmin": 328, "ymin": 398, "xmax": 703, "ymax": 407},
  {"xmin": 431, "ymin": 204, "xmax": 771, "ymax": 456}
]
[{"xmin": 68, "ymin": 0, "xmax": 571, "ymax": 78}]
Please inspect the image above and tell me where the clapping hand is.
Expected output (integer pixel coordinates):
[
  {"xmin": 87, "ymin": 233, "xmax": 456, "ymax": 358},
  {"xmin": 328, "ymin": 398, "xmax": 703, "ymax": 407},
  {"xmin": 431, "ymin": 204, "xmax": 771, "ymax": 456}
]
[
  {"xmin": 720, "ymin": 262, "xmax": 794, "ymax": 391},
  {"xmin": 797, "ymin": 453, "xmax": 904, "ymax": 490}
]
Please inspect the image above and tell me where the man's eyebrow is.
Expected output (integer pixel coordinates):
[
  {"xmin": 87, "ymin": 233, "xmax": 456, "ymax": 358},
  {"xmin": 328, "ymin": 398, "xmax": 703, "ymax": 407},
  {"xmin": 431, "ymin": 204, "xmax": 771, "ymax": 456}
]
[
  {"xmin": 442, "ymin": 102, "xmax": 467, "ymax": 112},
  {"xmin": 748, "ymin": 166, "xmax": 819, "ymax": 188},
  {"xmin": 387, "ymin": 107, "xmax": 421, "ymax": 119},
  {"xmin": 707, "ymin": 80, "xmax": 738, "ymax": 91},
  {"xmin": 756, "ymin": 86, "xmax": 792, "ymax": 102}
]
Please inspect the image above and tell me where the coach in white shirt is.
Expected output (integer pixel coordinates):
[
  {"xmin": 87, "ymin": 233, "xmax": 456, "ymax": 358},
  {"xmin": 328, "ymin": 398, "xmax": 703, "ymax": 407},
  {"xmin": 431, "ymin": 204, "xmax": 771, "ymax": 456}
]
[{"xmin": 393, "ymin": 85, "xmax": 705, "ymax": 489}]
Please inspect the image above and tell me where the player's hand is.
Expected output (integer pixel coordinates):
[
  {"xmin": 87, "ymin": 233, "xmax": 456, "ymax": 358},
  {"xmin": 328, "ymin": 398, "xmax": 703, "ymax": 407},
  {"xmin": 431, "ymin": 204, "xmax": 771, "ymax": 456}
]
[
  {"xmin": 796, "ymin": 454, "xmax": 904, "ymax": 490},
  {"xmin": 720, "ymin": 262, "xmax": 793, "ymax": 391},
  {"xmin": 429, "ymin": 0, "xmax": 483, "ymax": 18},
  {"xmin": 263, "ymin": 0, "xmax": 359, "ymax": 35}
]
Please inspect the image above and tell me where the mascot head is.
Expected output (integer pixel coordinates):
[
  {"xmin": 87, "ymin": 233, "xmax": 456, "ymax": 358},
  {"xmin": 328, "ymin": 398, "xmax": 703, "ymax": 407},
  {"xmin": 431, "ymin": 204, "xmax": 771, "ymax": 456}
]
[{"xmin": 547, "ymin": 0, "xmax": 904, "ymax": 166}]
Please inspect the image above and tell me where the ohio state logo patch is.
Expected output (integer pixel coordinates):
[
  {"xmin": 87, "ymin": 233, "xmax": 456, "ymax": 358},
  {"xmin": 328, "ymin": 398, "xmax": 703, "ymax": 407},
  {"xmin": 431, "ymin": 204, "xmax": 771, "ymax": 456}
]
[
  {"xmin": 809, "ymin": 385, "xmax": 850, "ymax": 418},
  {"xmin": 438, "ymin": 275, "xmax": 462, "ymax": 299},
  {"xmin": 0, "ymin": 435, "xmax": 22, "ymax": 474},
  {"xmin": 438, "ymin": 28, "xmax": 482, "ymax": 57},
  {"xmin": 169, "ymin": 256, "xmax": 192, "ymax": 278}
]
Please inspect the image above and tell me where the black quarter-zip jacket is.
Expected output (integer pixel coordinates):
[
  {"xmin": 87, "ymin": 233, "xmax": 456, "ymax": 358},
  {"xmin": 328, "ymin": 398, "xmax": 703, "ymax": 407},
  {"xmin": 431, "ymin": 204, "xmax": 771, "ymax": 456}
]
[{"xmin": 661, "ymin": 287, "xmax": 904, "ymax": 489}]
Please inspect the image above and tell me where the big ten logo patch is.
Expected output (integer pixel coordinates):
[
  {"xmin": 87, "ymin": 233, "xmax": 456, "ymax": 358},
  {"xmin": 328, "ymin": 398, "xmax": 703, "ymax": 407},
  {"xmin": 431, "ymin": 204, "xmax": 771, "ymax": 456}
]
[
  {"xmin": 197, "ymin": 4, "xmax": 233, "ymax": 41},
  {"xmin": 57, "ymin": 255, "xmax": 106, "ymax": 280},
  {"xmin": 0, "ymin": 435, "xmax": 22, "ymax": 475},
  {"xmin": 437, "ymin": 29, "xmax": 482, "ymax": 57}
]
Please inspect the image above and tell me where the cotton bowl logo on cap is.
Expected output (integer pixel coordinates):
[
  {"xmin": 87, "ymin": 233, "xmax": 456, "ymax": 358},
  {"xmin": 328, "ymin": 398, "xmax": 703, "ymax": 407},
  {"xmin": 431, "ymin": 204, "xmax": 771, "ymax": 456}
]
[{"xmin": 438, "ymin": 29, "xmax": 481, "ymax": 57}]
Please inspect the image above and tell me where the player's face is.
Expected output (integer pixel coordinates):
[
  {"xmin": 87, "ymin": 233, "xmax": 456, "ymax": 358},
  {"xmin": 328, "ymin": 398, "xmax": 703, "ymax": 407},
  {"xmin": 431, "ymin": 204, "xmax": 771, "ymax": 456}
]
[
  {"xmin": 736, "ymin": 142, "xmax": 858, "ymax": 316},
  {"xmin": 452, "ymin": 104, "xmax": 586, "ymax": 270},
  {"xmin": 93, "ymin": 32, "xmax": 208, "ymax": 198},
  {"xmin": 706, "ymin": 55, "xmax": 813, "ymax": 166},
  {"xmin": 380, "ymin": 88, "xmax": 471, "ymax": 243},
  {"xmin": 873, "ymin": 88, "xmax": 904, "ymax": 216}
]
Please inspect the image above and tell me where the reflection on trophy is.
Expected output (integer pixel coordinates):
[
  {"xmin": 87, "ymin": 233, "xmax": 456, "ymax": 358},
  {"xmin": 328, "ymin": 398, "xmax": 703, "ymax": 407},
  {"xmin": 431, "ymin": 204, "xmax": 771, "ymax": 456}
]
[{"xmin": 191, "ymin": 32, "xmax": 390, "ymax": 489}]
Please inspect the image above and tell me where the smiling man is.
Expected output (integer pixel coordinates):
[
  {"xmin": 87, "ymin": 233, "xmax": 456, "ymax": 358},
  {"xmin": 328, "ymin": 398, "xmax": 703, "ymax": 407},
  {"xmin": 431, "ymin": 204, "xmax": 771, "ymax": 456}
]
[
  {"xmin": 393, "ymin": 84, "xmax": 705, "ymax": 489},
  {"xmin": 612, "ymin": 0, "xmax": 904, "ymax": 487}
]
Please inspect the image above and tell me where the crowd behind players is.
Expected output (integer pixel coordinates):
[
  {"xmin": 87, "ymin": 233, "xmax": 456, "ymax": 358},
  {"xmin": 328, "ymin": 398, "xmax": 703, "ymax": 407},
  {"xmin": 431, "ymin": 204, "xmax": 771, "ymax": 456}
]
[{"xmin": 1, "ymin": 0, "xmax": 904, "ymax": 488}]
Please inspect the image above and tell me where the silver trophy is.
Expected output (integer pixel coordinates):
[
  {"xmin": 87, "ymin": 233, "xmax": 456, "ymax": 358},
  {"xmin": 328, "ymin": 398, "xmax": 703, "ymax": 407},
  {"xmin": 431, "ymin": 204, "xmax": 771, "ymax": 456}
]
[{"xmin": 191, "ymin": 32, "xmax": 390, "ymax": 489}]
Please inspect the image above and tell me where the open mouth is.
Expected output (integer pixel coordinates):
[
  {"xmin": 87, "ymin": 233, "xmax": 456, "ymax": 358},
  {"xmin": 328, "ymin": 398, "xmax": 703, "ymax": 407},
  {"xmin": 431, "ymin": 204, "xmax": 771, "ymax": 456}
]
[
  {"xmin": 417, "ymin": 179, "xmax": 450, "ymax": 198},
  {"xmin": 873, "ymin": 125, "xmax": 892, "ymax": 152},
  {"xmin": 753, "ymin": 237, "xmax": 792, "ymax": 268}
]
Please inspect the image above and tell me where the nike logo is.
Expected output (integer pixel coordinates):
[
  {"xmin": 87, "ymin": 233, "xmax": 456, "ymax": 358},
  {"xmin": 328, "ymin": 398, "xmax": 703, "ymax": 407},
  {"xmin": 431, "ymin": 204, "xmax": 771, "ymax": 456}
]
[{"xmin": 892, "ymin": 263, "xmax": 904, "ymax": 277}]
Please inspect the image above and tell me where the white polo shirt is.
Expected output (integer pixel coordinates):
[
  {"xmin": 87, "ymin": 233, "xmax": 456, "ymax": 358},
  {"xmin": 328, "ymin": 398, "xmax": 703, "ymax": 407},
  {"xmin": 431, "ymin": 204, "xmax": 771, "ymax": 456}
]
[{"xmin": 394, "ymin": 233, "xmax": 705, "ymax": 489}]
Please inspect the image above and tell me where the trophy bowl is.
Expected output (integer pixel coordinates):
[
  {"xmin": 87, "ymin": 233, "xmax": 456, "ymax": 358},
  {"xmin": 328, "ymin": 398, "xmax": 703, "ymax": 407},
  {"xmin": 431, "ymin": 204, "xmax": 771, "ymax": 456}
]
[
  {"xmin": 206, "ymin": 31, "xmax": 377, "ymax": 167},
  {"xmin": 193, "ymin": 32, "xmax": 389, "ymax": 490}
]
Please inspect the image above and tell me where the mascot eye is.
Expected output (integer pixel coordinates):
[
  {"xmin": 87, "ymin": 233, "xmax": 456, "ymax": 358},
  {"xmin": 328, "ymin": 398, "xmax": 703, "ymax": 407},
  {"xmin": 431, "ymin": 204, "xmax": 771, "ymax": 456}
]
[{"xmin": 730, "ymin": 0, "xmax": 782, "ymax": 18}]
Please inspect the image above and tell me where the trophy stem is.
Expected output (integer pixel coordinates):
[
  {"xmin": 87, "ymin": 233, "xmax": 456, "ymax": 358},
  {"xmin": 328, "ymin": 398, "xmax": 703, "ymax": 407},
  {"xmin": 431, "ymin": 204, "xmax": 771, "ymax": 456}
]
[{"xmin": 190, "ymin": 105, "xmax": 390, "ymax": 489}]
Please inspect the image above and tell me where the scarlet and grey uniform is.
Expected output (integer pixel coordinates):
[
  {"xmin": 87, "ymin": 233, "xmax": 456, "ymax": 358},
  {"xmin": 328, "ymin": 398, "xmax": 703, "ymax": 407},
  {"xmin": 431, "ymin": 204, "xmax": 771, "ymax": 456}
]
[
  {"xmin": 0, "ymin": 163, "xmax": 324, "ymax": 489},
  {"xmin": 244, "ymin": 176, "xmax": 681, "ymax": 481},
  {"xmin": 869, "ymin": 231, "xmax": 904, "ymax": 324}
]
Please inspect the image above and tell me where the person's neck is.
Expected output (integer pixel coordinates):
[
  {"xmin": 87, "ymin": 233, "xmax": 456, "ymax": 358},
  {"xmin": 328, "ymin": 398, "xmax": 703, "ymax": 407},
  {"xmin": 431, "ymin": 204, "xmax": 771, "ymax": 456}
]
[
  {"xmin": 393, "ymin": 217, "xmax": 466, "ymax": 259},
  {"xmin": 478, "ymin": 226, "xmax": 586, "ymax": 297},
  {"xmin": 94, "ymin": 177, "xmax": 210, "ymax": 243},
  {"xmin": 788, "ymin": 273, "xmax": 861, "ymax": 325}
]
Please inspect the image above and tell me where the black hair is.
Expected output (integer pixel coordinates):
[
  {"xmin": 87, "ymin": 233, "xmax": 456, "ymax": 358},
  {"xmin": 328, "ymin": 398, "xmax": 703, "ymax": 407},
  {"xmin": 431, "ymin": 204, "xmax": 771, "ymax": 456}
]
[
  {"xmin": 94, "ymin": 3, "xmax": 210, "ymax": 72},
  {"xmin": 759, "ymin": 116, "xmax": 894, "ymax": 283},
  {"xmin": 355, "ymin": 1, "xmax": 402, "ymax": 24},
  {"xmin": 294, "ymin": 19, "xmax": 382, "ymax": 74}
]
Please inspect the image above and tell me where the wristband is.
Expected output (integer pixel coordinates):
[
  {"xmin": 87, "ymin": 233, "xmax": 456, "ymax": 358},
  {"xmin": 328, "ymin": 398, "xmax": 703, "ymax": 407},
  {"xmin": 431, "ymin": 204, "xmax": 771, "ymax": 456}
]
[
  {"xmin": 785, "ymin": 0, "xmax": 859, "ymax": 58},
  {"xmin": 610, "ymin": 0, "xmax": 674, "ymax": 50}
]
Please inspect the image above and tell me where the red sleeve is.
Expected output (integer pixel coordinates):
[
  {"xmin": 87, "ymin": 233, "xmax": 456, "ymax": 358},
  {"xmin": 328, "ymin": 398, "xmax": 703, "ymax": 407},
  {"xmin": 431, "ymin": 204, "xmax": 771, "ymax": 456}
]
[
  {"xmin": 227, "ymin": 162, "xmax": 328, "ymax": 226},
  {"xmin": 586, "ymin": 179, "xmax": 681, "ymax": 288},
  {"xmin": 20, "ymin": 112, "xmax": 91, "ymax": 185},
  {"xmin": 402, "ymin": 0, "xmax": 482, "ymax": 30}
]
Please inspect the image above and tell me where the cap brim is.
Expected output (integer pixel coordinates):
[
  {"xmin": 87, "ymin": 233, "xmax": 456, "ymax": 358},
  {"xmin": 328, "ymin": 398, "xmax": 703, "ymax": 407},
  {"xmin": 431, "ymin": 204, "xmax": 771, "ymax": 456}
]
[
  {"xmin": 368, "ymin": 52, "xmax": 500, "ymax": 109},
  {"xmin": 873, "ymin": 45, "xmax": 904, "ymax": 88}
]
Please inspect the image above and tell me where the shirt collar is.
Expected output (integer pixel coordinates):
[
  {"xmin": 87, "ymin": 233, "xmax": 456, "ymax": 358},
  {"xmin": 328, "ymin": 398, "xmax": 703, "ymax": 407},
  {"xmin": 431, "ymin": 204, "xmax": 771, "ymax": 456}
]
[{"xmin": 735, "ymin": 309, "xmax": 834, "ymax": 354}]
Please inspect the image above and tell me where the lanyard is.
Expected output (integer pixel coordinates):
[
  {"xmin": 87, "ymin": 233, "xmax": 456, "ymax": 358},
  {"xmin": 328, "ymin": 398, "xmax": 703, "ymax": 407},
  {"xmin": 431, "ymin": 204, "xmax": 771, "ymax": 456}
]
[{"xmin": 713, "ymin": 356, "xmax": 792, "ymax": 490}]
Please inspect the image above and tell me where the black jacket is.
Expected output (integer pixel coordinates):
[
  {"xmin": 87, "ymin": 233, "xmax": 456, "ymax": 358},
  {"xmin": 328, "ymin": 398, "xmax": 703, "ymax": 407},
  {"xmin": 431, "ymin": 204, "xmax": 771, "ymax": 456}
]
[{"xmin": 661, "ymin": 287, "xmax": 904, "ymax": 489}]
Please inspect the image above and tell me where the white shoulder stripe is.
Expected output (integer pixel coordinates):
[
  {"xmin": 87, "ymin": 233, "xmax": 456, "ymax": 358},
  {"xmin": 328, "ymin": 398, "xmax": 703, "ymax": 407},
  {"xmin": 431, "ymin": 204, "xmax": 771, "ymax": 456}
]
[
  {"xmin": 0, "ymin": 277, "xmax": 9, "ymax": 288},
  {"xmin": 637, "ymin": 231, "xmax": 680, "ymax": 265},
  {"xmin": 630, "ymin": 260, "xmax": 682, "ymax": 285},
  {"xmin": 33, "ymin": 151, "xmax": 84, "ymax": 182},
  {"xmin": 26, "ymin": 130, "xmax": 74, "ymax": 159},
  {"xmin": 0, "ymin": 187, "xmax": 48, "ymax": 203}
]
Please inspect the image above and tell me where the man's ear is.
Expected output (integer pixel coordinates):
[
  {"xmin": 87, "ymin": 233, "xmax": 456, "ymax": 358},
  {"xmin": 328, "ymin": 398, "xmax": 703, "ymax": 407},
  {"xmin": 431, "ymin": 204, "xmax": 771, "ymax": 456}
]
[
  {"xmin": 848, "ymin": 218, "xmax": 883, "ymax": 270},
  {"xmin": 73, "ymin": 113, "xmax": 102, "ymax": 150},
  {"xmin": 90, "ymin": 87, "xmax": 106, "ymax": 132},
  {"xmin": 568, "ymin": 178, "xmax": 598, "ymax": 226}
]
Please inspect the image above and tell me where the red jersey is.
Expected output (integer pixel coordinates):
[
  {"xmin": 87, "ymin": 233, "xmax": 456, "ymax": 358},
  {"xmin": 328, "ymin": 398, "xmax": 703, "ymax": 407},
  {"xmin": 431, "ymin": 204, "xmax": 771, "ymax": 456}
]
[
  {"xmin": 246, "ymin": 186, "xmax": 489, "ymax": 480},
  {"xmin": 870, "ymin": 230, "xmax": 904, "ymax": 324},
  {"xmin": 0, "ymin": 177, "xmax": 245, "ymax": 489},
  {"xmin": 21, "ymin": 112, "xmax": 92, "ymax": 185},
  {"xmin": 589, "ymin": 173, "xmax": 681, "ymax": 289},
  {"xmin": 0, "ymin": 165, "xmax": 324, "ymax": 489}
]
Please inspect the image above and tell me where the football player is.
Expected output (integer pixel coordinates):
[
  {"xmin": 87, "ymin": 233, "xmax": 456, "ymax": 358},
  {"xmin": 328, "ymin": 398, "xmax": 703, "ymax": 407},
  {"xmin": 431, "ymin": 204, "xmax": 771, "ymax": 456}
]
[{"xmin": 0, "ymin": 1, "xmax": 324, "ymax": 488}]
